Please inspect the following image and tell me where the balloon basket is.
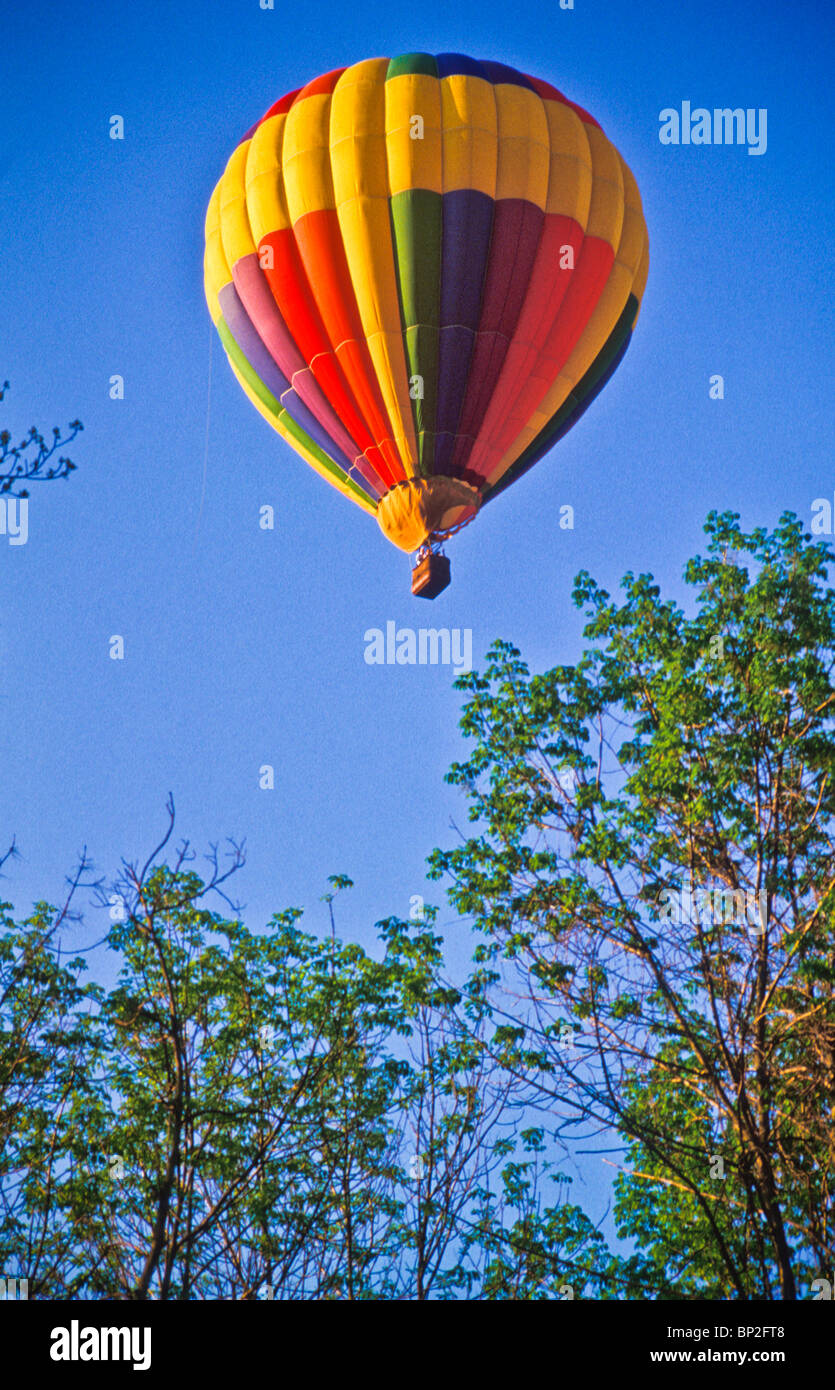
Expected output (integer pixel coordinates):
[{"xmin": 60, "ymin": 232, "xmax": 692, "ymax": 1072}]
[{"xmin": 411, "ymin": 551, "xmax": 451, "ymax": 599}]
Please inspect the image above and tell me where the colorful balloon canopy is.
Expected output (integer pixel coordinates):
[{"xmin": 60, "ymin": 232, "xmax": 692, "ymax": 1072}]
[{"xmin": 204, "ymin": 53, "xmax": 649, "ymax": 572}]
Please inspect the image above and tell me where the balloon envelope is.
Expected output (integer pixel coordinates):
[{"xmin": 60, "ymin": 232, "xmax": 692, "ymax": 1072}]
[{"xmin": 204, "ymin": 53, "xmax": 649, "ymax": 557}]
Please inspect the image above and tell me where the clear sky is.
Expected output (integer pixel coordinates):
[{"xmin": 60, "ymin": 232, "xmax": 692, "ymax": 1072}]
[{"xmin": 2, "ymin": 0, "xmax": 834, "ymax": 1230}]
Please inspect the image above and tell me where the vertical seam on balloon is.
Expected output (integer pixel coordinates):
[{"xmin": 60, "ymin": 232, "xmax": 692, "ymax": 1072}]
[
  {"xmin": 243, "ymin": 106, "xmax": 367, "ymax": 470},
  {"xmin": 435, "ymin": 59, "xmax": 496, "ymax": 478},
  {"xmin": 484, "ymin": 290, "xmax": 640, "ymax": 500},
  {"xmin": 331, "ymin": 60, "xmax": 418, "ymax": 481},
  {"xmin": 282, "ymin": 77, "xmax": 400, "ymax": 490},
  {"xmin": 485, "ymin": 170, "xmax": 634, "ymax": 491},
  {"xmin": 214, "ymin": 114, "xmax": 383, "ymax": 508},
  {"xmin": 387, "ymin": 56, "xmax": 442, "ymax": 482},
  {"xmin": 463, "ymin": 99, "xmax": 592, "ymax": 479},
  {"xmin": 435, "ymin": 56, "xmax": 445, "ymax": 483},
  {"xmin": 469, "ymin": 111, "xmax": 616, "ymax": 485},
  {"xmin": 449, "ymin": 58, "xmax": 497, "ymax": 472},
  {"xmin": 232, "ymin": 134, "xmax": 372, "ymax": 482},
  {"xmin": 452, "ymin": 74, "xmax": 552, "ymax": 479},
  {"xmin": 307, "ymin": 71, "xmax": 404, "ymax": 484}
]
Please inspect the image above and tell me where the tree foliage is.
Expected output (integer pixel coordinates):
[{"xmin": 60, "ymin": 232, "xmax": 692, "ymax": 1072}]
[
  {"xmin": 4, "ymin": 512, "xmax": 833, "ymax": 1298},
  {"xmin": 0, "ymin": 815, "xmax": 604, "ymax": 1299},
  {"xmin": 429, "ymin": 511, "xmax": 835, "ymax": 1299}
]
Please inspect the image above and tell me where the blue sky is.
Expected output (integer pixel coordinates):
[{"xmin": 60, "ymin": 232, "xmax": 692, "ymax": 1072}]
[{"xmin": 2, "ymin": 0, "xmax": 834, "ymax": 1228}]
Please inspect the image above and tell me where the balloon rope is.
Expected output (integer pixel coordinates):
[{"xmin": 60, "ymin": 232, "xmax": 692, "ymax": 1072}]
[{"xmin": 193, "ymin": 326, "xmax": 213, "ymax": 548}]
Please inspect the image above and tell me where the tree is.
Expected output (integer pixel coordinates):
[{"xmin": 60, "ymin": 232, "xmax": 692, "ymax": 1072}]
[
  {"xmin": 0, "ymin": 810, "xmax": 610, "ymax": 1298},
  {"xmin": 0, "ymin": 381, "xmax": 82, "ymax": 496},
  {"xmin": 429, "ymin": 511, "xmax": 835, "ymax": 1299},
  {"xmin": 0, "ymin": 843, "xmax": 105, "ymax": 1298}
]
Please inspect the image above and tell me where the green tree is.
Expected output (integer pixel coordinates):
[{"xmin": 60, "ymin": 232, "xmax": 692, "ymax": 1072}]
[
  {"xmin": 430, "ymin": 512, "xmax": 835, "ymax": 1300},
  {"xmin": 0, "ymin": 844, "xmax": 106, "ymax": 1297},
  {"xmin": 1, "ymin": 814, "xmax": 610, "ymax": 1298}
]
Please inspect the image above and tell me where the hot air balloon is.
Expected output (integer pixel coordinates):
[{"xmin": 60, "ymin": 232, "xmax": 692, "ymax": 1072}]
[{"xmin": 204, "ymin": 53, "xmax": 649, "ymax": 597}]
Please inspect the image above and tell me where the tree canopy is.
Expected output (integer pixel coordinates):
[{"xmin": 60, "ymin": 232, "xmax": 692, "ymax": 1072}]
[
  {"xmin": 430, "ymin": 511, "xmax": 835, "ymax": 1299},
  {"xmin": 2, "ymin": 511, "xmax": 833, "ymax": 1298}
]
